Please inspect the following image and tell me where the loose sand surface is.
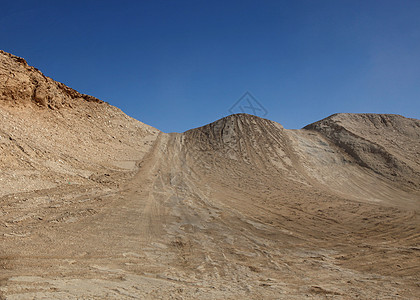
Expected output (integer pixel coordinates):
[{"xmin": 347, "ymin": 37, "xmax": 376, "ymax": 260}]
[{"xmin": 1, "ymin": 50, "xmax": 419, "ymax": 299}]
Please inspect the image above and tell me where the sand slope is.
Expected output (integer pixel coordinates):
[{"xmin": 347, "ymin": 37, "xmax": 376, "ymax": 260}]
[{"xmin": 0, "ymin": 51, "xmax": 419, "ymax": 299}]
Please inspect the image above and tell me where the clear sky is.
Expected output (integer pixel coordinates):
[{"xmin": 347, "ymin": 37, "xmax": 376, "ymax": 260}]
[{"xmin": 1, "ymin": 0, "xmax": 419, "ymax": 132}]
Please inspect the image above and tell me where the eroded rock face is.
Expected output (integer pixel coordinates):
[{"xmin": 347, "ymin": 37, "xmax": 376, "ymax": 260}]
[
  {"xmin": 0, "ymin": 50, "xmax": 102, "ymax": 109},
  {"xmin": 0, "ymin": 50, "xmax": 159, "ymax": 197}
]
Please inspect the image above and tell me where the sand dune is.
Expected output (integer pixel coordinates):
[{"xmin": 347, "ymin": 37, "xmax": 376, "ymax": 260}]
[{"xmin": 1, "ymin": 51, "xmax": 419, "ymax": 299}]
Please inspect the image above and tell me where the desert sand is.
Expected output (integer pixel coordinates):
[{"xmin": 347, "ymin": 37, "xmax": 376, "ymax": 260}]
[{"xmin": 0, "ymin": 50, "xmax": 419, "ymax": 299}]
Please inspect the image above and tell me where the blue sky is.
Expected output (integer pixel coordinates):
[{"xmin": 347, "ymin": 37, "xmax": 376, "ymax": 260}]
[{"xmin": 1, "ymin": 0, "xmax": 419, "ymax": 132}]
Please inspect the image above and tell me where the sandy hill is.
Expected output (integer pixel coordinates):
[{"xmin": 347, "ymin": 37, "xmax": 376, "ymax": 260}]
[
  {"xmin": 0, "ymin": 50, "xmax": 158, "ymax": 197},
  {"xmin": 0, "ymin": 51, "xmax": 419, "ymax": 299},
  {"xmin": 305, "ymin": 113, "xmax": 420, "ymax": 190}
]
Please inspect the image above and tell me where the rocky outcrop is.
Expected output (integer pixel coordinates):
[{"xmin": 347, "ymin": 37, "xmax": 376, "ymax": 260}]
[
  {"xmin": 0, "ymin": 50, "xmax": 159, "ymax": 197},
  {"xmin": 0, "ymin": 50, "xmax": 103, "ymax": 109}
]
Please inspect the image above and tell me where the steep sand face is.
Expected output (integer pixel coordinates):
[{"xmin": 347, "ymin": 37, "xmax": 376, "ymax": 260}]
[
  {"xmin": 304, "ymin": 113, "xmax": 420, "ymax": 190},
  {"xmin": 184, "ymin": 113, "xmax": 420, "ymax": 208},
  {"xmin": 0, "ymin": 51, "xmax": 419, "ymax": 299},
  {"xmin": 183, "ymin": 114, "xmax": 299, "ymax": 176}
]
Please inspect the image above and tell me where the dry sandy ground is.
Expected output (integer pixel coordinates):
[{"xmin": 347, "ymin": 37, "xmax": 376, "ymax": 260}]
[{"xmin": 0, "ymin": 50, "xmax": 419, "ymax": 299}]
